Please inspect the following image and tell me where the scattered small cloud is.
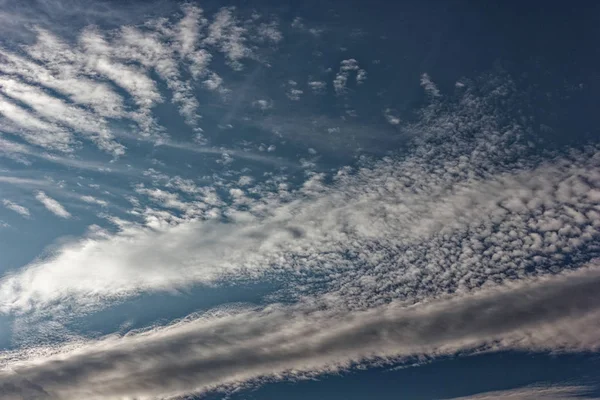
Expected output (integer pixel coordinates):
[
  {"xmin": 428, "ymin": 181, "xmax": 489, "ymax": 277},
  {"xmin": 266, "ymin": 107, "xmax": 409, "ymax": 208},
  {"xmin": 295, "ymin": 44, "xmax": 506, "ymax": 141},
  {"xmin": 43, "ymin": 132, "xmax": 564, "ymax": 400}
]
[
  {"xmin": 2, "ymin": 199, "xmax": 30, "ymax": 218},
  {"xmin": 286, "ymin": 81, "xmax": 304, "ymax": 100},
  {"xmin": 35, "ymin": 191, "xmax": 71, "ymax": 218},
  {"xmin": 420, "ymin": 72, "xmax": 441, "ymax": 97},
  {"xmin": 80, "ymin": 195, "xmax": 108, "ymax": 207},
  {"xmin": 384, "ymin": 108, "xmax": 401, "ymax": 125},
  {"xmin": 308, "ymin": 80, "xmax": 327, "ymax": 94},
  {"xmin": 334, "ymin": 59, "xmax": 366, "ymax": 95},
  {"xmin": 253, "ymin": 99, "xmax": 273, "ymax": 110}
]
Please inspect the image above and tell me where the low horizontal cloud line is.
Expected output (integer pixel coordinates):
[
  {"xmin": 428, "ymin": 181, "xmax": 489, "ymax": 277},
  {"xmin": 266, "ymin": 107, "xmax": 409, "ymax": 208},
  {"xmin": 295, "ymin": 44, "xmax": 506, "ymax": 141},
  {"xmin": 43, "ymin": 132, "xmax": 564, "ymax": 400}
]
[{"xmin": 442, "ymin": 383, "xmax": 600, "ymax": 400}]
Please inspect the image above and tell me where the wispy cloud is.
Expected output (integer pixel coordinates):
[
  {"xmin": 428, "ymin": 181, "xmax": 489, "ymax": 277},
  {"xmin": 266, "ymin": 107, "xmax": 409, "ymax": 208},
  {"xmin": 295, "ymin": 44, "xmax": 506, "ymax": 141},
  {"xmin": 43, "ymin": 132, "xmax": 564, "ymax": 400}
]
[
  {"xmin": 443, "ymin": 384, "xmax": 599, "ymax": 400},
  {"xmin": 2, "ymin": 199, "xmax": 30, "ymax": 218},
  {"xmin": 204, "ymin": 7, "xmax": 251, "ymax": 70},
  {"xmin": 80, "ymin": 195, "xmax": 108, "ymax": 207},
  {"xmin": 0, "ymin": 176, "xmax": 50, "ymax": 187},
  {"xmin": 0, "ymin": 4, "xmax": 282, "ymax": 154},
  {"xmin": 35, "ymin": 191, "xmax": 71, "ymax": 219},
  {"xmin": 420, "ymin": 72, "xmax": 441, "ymax": 97}
]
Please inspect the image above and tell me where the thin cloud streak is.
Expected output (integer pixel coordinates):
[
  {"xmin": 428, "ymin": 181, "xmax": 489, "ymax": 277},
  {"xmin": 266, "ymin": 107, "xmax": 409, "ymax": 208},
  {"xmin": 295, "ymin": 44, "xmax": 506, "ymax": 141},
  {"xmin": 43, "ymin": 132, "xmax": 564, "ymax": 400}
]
[
  {"xmin": 0, "ymin": 176, "xmax": 51, "ymax": 187},
  {"xmin": 442, "ymin": 384, "xmax": 600, "ymax": 400},
  {"xmin": 35, "ymin": 191, "xmax": 71, "ymax": 218}
]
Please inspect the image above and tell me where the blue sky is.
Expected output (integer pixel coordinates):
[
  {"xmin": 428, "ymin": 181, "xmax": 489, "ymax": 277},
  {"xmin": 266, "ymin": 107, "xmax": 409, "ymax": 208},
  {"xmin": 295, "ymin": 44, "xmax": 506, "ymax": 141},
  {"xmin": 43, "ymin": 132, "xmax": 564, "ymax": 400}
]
[{"xmin": 0, "ymin": 0, "xmax": 599, "ymax": 399}]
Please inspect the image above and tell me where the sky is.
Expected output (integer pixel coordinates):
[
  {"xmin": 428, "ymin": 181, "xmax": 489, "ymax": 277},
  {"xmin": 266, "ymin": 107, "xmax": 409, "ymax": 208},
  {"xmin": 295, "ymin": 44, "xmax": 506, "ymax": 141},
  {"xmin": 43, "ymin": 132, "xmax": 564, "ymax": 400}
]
[{"xmin": 0, "ymin": 0, "xmax": 599, "ymax": 399}]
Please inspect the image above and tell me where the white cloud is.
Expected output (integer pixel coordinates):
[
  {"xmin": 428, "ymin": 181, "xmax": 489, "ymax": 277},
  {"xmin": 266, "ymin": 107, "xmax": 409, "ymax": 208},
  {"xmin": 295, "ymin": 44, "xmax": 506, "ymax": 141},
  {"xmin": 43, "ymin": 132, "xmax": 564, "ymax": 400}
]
[
  {"xmin": 203, "ymin": 72, "xmax": 225, "ymax": 91},
  {"xmin": 173, "ymin": 4, "xmax": 207, "ymax": 57},
  {"xmin": 3, "ymin": 138, "xmax": 600, "ymax": 316},
  {"xmin": 2, "ymin": 199, "xmax": 30, "ymax": 218},
  {"xmin": 308, "ymin": 80, "xmax": 327, "ymax": 93},
  {"xmin": 256, "ymin": 22, "xmax": 283, "ymax": 43},
  {"xmin": 0, "ymin": 49, "xmax": 125, "ymax": 118},
  {"xmin": 0, "ymin": 95, "xmax": 74, "ymax": 152},
  {"xmin": 35, "ymin": 191, "xmax": 71, "ymax": 219},
  {"xmin": 0, "ymin": 77, "xmax": 124, "ymax": 156},
  {"xmin": 0, "ymin": 137, "xmax": 34, "ymax": 165},
  {"xmin": 0, "ymin": 176, "xmax": 50, "ymax": 187},
  {"xmin": 0, "ymin": 4, "xmax": 281, "ymax": 147},
  {"xmin": 238, "ymin": 176, "xmax": 254, "ymax": 186},
  {"xmin": 384, "ymin": 108, "xmax": 401, "ymax": 125},
  {"xmin": 253, "ymin": 99, "xmax": 273, "ymax": 110},
  {"xmin": 334, "ymin": 59, "xmax": 366, "ymax": 94},
  {"xmin": 286, "ymin": 81, "xmax": 304, "ymax": 100},
  {"xmin": 6, "ymin": 71, "xmax": 600, "ymax": 320},
  {"xmin": 80, "ymin": 195, "xmax": 108, "ymax": 207},
  {"xmin": 291, "ymin": 17, "xmax": 305, "ymax": 29},
  {"xmin": 204, "ymin": 7, "xmax": 250, "ymax": 70},
  {"xmin": 0, "ymin": 20, "xmax": 596, "ymax": 399},
  {"xmin": 420, "ymin": 72, "xmax": 441, "ymax": 97}
]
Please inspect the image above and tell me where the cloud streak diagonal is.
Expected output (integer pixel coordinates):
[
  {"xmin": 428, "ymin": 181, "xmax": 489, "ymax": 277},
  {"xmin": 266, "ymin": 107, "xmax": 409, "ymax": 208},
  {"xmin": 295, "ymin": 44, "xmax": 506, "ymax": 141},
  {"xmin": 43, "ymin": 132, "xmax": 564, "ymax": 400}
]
[{"xmin": 1, "ymin": 264, "xmax": 600, "ymax": 399}]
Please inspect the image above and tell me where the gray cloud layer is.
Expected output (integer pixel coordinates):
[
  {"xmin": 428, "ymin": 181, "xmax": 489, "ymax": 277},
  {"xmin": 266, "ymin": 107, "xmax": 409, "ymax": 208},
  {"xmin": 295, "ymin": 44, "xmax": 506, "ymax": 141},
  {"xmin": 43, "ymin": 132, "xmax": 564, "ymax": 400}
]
[{"xmin": 0, "ymin": 264, "xmax": 599, "ymax": 399}]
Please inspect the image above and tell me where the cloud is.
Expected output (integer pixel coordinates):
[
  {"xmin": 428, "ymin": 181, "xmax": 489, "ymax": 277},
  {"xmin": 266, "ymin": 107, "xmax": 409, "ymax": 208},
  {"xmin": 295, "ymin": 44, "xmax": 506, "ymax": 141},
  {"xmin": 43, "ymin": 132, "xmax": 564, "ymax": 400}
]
[
  {"xmin": 0, "ymin": 4, "xmax": 282, "ymax": 152},
  {"xmin": 0, "ymin": 94, "xmax": 74, "ymax": 152},
  {"xmin": 0, "ymin": 76, "xmax": 124, "ymax": 156},
  {"xmin": 0, "ymin": 4, "xmax": 595, "ymax": 399},
  {"xmin": 1, "ymin": 265, "xmax": 600, "ymax": 399},
  {"xmin": 35, "ymin": 192, "xmax": 71, "ymax": 219},
  {"xmin": 286, "ymin": 80, "xmax": 303, "ymax": 100},
  {"xmin": 0, "ymin": 138, "xmax": 34, "ymax": 165},
  {"xmin": 2, "ymin": 199, "xmax": 30, "ymax": 218},
  {"xmin": 0, "ymin": 50, "xmax": 124, "ymax": 120},
  {"xmin": 79, "ymin": 195, "xmax": 108, "ymax": 207},
  {"xmin": 334, "ymin": 59, "xmax": 366, "ymax": 94},
  {"xmin": 443, "ymin": 384, "xmax": 599, "ymax": 399},
  {"xmin": 0, "ymin": 214, "xmax": 299, "ymax": 314},
  {"xmin": 420, "ymin": 72, "xmax": 441, "ymax": 97},
  {"xmin": 203, "ymin": 72, "xmax": 227, "ymax": 93},
  {"xmin": 204, "ymin": 7, "xmax": 250, "ymax": 70},
  {"xmin": 253, "ymin": 99, "xmax": 273, "ymax": 110},
  {"xmin": 384, "ymin": 108, "xmax": 401, "ymax": 125},
  {"xmin": 308, "ymin": 80, "xmax": 327, "ymax": 94},
  {"xmin": 256, "ymin": 22, "xmax": 283, "ymax": 43},
  {"xmin": 0, "ymin": 136, "xmax": 130, "ymax": 171},
  {"xmin": 3, "ymin": 142, "xmax": 600, "ymax": 316},
  {"xmin": 0, "ymin": 176, "xmax": 50, "ymax": 187},
  {"xmin": 2, "ymin": 72, "xmax": 600, "ymax": 320}
]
